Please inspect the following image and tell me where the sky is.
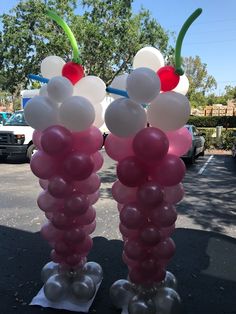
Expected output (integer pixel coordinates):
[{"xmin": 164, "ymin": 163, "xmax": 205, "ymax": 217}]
[{"xmin": 1, "ymin": 0, "xmax": 236, "ymax": 95}]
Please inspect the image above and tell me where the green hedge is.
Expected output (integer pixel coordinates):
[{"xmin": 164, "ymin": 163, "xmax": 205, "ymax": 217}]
[
  {"xmin": 188, "ymin": 116, "xmax": 236, "ymax": 128},
  {"xmin": 198, "ymin": 128, "xmax": 235, "ymax": 150}
]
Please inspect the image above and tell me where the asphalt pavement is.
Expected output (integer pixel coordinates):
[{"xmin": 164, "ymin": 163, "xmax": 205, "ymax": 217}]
[{"xmin": 0, "ymin": 152, "xmax": 236, "ymax": 313}]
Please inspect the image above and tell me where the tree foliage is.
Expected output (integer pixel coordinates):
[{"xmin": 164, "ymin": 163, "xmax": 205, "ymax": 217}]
[{"xmin": 0, "ymin": 0, "xmax": 170, "ymax": 94}]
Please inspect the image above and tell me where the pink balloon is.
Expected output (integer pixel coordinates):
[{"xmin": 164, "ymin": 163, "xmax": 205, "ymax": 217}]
[
  {"xmin": 51, "ymin": 212, "xmax": 72, "ymax": 230},
  {"xmin": 75, "ymin": 206, "xmax": 96, "ymax": 226},
  {"xmin": 48, "ymin": 176, "xmax": 73, "ymax": 198},
  {"xmin": 120, "ymin": 203, "xmax": 144, "ymax": 229},
  {"xmin": 88, "ymin": 190, "xmax": 100, "ymax": 205},
  {"xmin": 140, "ymin": 225, "xmax": 161, "ymax": 246},
  {"xmin": 91, "ymin": 151, "xmax": 104, "ymax": 172},
  {"xmin": 124, "ymin": 240, "xmax": 146, "ymax": 261},
  {"xmin": 82, "ymin": 220, "xmax": 96, "ymax": 235},
  {"xmin": 117, "ymin": 203, "xmax": 123, "ymax": 212},
  {"xmin": 63, "ymin": 152, "xmax": 94, "ymax": 180},
  {"xmin": 37, "ymin": 190, "xmax": 63, "ymax": 212},
  {"xmin": 74, "ymin": 173, "xmax": 101, "ymax": 194},
  {"xmin": 164, "ymin": 183, "xmax": 185, "ymax": 204},
  {"xmin": 105, "ymin": 133, "xmax": 134, "ymax": 161},
  {"xmin": 152, "ymin": 154, "xmax": 186, "ymax": 186},
  {"xmin": 30, "ymin": 150, "xmax": 58, "ymax": 179},
  {"xmin": 160, "ymin": 224, "xmax": 175, "ymax": 239},
  {"xmin": 119, "ymin": 223, "xmax": 139, "ymax": 239},
  {"xmin": 32, "ymin": 130, "xmax": 42, "ymax": 149},
  {"xmin": 41, "ymin": 125, "xmax": 72, "ymax": 155},
  {"xmin": 117, "ymin": 156, "xmax": 148, "ymax": 187},
  {"xmin": 64, "ymin": 193, "xmax": 90, "ymax": 217},
  {"xmin": 137, "ymin": 181, "xmax": 163, "ymax": 209},
  {"xmin": 133, "ymin": 127, "xmax": 169, "ymax": 162},
  {"xmin": 39, "ymin": 178, "xmax": 48, "ymax": 190},
  {"xmin": 166, "ymin": 127, "xmax": 192, "ymax": 156},
  {"xmin": 72, "ymin": 126, "xmax": 103, "ymax": 154},
  {"xmin": 149, "ymin": 202, "xmax": 177, "ymax": 228},
  {"xmin": 112, "ymin": 180, "xmax": 137, "ymax": 204},
  {"xmin": 64, "ymin": 227, "xmax": 86, "ymax": 244},
  {"xmin": 151, "ymin": 237, "xmax": 176, "ymax": 259},
  {"xmin": 40, "ymin": 222, "xmax": 63, "ymax": 242}
]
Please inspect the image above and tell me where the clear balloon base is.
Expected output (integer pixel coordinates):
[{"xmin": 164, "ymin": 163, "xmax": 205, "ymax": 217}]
[
  {"xmin": 110, "ymin": 271, "xmax": 182, "ymax": 314},
  {"xmin": 30, "ymin": 261, "xmax": 103, "ymax": 313}
]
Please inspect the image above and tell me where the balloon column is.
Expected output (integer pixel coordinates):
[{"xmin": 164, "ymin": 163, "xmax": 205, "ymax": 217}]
[
  {"xmin": 27, "ymin": 11, "xmax": 105, "ymax": 310},
  {"xmin": 106, "ymin": 9, "xmax": 202, "ymax": 314}
]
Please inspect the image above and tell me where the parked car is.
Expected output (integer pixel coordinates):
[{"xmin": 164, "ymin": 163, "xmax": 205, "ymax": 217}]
[
  {"xmin": 0, "ymin": 112, "xmax": 12, "ymax": 125},
  {"xmin": 0, "ymin": 110, "xmax": 35, "ymax": 161},
  {"xmin": 231, "ymin": 130, "xmax": 236, "ymax": 158},
  {"xmin": 182, "ymin": 124, "xmax": 205, "ymax": 163}
]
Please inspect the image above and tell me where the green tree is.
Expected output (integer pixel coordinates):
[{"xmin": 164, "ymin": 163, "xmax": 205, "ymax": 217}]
[
  {"xmin": 224, "ymin": 85, "xmax": 236, "ymax": 103},
  {"xmin": 183, "ymin": 56, "xmax": 217, "ymax": 107},
  {"xmin": 0, "ymin": 0, "xmax": 170, "ymax": 95}
]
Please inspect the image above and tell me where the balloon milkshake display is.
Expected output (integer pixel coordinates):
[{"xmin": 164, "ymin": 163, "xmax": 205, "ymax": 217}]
[
  {"xmin": 27, "ymin": 11, "xmax": 105, "ymax": 311},
  {"xmin": 106, "ymin": 9, "xmax": 202, "ymax": 314}
]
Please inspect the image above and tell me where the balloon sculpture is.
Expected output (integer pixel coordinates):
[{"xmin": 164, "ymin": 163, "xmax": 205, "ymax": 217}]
[
  {"xmin": 26, "ymin": 11, "xmax": 105, "ymax": 311},
  {"xmin": 106, "ymin": 9, "xmax": 202, "ymax": 314}
]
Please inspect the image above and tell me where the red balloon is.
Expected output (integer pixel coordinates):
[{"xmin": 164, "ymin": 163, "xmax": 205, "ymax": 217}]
[
  {"xmin": 140, "ymin": 225, "xmax": 162, "ymax": 246},
  {"xmin": 153, "ymin": 154, "xmax": 186, "ymax": 186},
  {"xmin": 137, "ymin": 181, "xmax": 163, "ymax": 209},
  {"xmin": 41, "ymin": 125, "xmax": 72, "ymax": 155},
  {"xmin": 120, "ymin": 203, "xmax": 144, "ymax": 229},
  {"xmin": 63, "ymin": 152, "xmax": 94, "ymax": 181},
  {"xmin": 149, "ymin": 202, "xmax": 177, "ymax": 228},
  {"xmin": 152, "ymin": 237, "xmax": 176, "ymax": 260},
  {"xmin": 157, "ymin": 66, "xmax": 180, "ymax": 92},
  {"xmin": 64, "ymin": 193, "xmax": 90, "ymax": 217},
  {"xmin": 133, "ymin": 127, "xmax": 169, "ymax": 162},
  {"xmin": 62, "ymin": 61, "xmax": 84, "ymax": 85},
  {"xmin": 117, "ymin": 156, "xmax": 148, "ymax": 187}
]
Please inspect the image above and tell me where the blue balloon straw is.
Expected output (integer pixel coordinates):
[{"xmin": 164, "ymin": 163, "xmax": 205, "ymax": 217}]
[{"xmin": 28, "ymin": 74, "xmax": 49, "ymax": 83}]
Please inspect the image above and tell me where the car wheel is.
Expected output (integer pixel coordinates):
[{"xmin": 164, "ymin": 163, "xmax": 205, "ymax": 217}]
[
  {"xmin": 200, "ymin": 149, "xmax": 205, "ymax": 157},
  {"xmin": 27, "ymin": 144, "xmax": 37, "ymax": 161},
  {"xmin": 188, "ymin": 150, "xmax": 196, "ymax": 164}
]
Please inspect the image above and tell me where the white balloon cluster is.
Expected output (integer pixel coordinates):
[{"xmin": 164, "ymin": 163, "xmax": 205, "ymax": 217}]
[
  {"xmin": 41, "ymin": 261, "xmax": 103, "ymax": 303},
  {"xmin": 110, "ymin": 272, "xmax": 181, "ymax": 314},
  {"xmin": 25, "ymin": 56, "xmax": 107, "ymax": 131},
  {"xmin": 105, "ymin": 47, "xmax": 191, "ymax": 136}
]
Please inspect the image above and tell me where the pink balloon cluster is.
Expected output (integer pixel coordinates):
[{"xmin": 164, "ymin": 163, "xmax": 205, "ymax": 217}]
[
  {"xmin": 31, "ymin": 125, "xmax": 103, "ymax": 269},
  {"xmin": 105, "ymin": 126, "xmax": 188, "ymax": 286}
]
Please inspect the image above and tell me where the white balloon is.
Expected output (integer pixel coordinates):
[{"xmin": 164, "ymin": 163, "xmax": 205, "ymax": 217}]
[
  {"xmin": 110, "ymin": 74, "xmax": 128, "ymax": 100},
  {"xmin": 59, "ymin": 96, "xmax": 95, "ymax": 131},
  {"xmin": 24, "ymin": 96, "xmax": 59, "ymax": 130},
  {"xmin": 105, "ymin": 98, "xmax": 147, "ymax": 137},
  {"xmin": 172, "ymin": 74, "xmax": 189, "ymax": 95},
  {"xmin": 147, "ymin": 92, "xmax": 190, "ymax": 131},
  {"xmin": 93, "ymin": 103, "xmax": 104, "ymax": 128},
  {"xmin": 41, "ymin": 55, "xmax": 65, "ymax": 79},
  {"xmin": 133, "ymin": 47, "xmax": 165, "ymax": 71},
  {"xmin": 73, "ymin": 76, "xmax": 106, "ymax": 104},
  {"xmin": 126, "ymin": 67, "xmax": 160, "ymax": 104},
  {"xmin": 39, "ymin": 85, "xmax": 48, "ymax": 97},
  {"xmin": 47, "ymin": 76, "xmax": 73, "ymax": 103}
]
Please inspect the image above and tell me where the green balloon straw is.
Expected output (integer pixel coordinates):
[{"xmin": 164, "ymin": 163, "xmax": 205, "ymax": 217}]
[
  {"xmin": 47, "ymin": 10, "xmax": 82, "ymax": 64},
  {"xmin": 175, "ymin": 8, "xmax": 202, "ymax": 75}
]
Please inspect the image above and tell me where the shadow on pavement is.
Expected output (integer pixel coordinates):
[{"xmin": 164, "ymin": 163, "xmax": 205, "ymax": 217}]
[{"xmin": 0, "ymin": 225, "xmax": 236, "ymax": 314}]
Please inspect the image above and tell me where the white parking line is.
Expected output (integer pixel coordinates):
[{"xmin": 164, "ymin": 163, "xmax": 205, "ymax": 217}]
[{"xmin": 198, "ymin": 155, "xmax": 214, "ymax": 175}]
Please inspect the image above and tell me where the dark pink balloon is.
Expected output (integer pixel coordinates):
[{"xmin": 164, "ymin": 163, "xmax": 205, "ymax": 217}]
[
  {"xmin": 160, "ymin": 224, "xmax": 175, "ymax": 239},
  {"xmin": 105, "ymin": 133, "xmax": 134, "ymax": 161},
  {"xmin": 64, "ymin": 193, "xmax": 90, "ymax": 217},
  {"xmin": 112, "ymin": 180, "xmax": 137, "ymax": 204},
  {"xmin": 40, "ymin": 222, "xmax": 63, "ymax": 242},
  {"xmin": 30, "ymin": 150, "xmax": 57, "ymax": 179},
  {"xmin": 124, "ymin": 240, "xmax": 146, "ymax": 260},
  {"xmin": 153, "ymin": 267, "xmax": 166, "ymax": 283},
  {"xmin": 166, "ymin": 127, "xmax": 192, "ymax": 157},
  {"xmin": 39, "ymin": 178, "xmax": 48, "ymax": 190},
  {"xmin": 51, "ymin": 212, "xmax": 71, "ymax": 229},
  {"xmin": 117, "ymin": 156, "xmax": 148, "ymax": 187},
  {"xmin": 149, "ymin": 202, "xmax": 177, "ymax": 228},
  {"xmin": 117, "ymin": 203, "xmax": 124, "ymax": 212},
  {"xmin": 153, "ymin": 154, "xmax": 186, "ymax": 186},
  {"xmin": 119, "ymin": 223, "xmax": 139, "ymax": 239},
  {"xmin": 120, "ymin": 203, "xmax": 144, "ymax": 229},
  {"xmin": 74, "ymin": 173, "xmax": 101, "ymax": 195},
  {"xmin": 91, "ymin": 151, "xmax": 104, "ymax": 172},
  {"xmin": 152, "ymin": 237, "xmax": 176, "ymax": 259},
  {"xmin": 140, "ymin": 258, "xmax": 157, "ymax": 274},
  {"xmin": 88, "ymin": 190, "xmax": 100, "ymax": 205},
  {"xmin": 133, "ymin": 127, "xmax": 169, "ymax": 162},
  {"xmin": 82, "ymin": 220, "xmax": 96, "ymax": 235},
  {"xmin": 41, "ymin": 125, "xmax": 72, "ymax": 155},
  {"xmin": 137, "ymin": 181, "xmax": 163, "ymax": 209},
  {"xmin": 64, "ymin": 152, "xmax": 94, "ymax": 180},
  {"xmin": 65, "ymin": 253, "xmax": 83, "ymax": 267},
  {"xmin": 37, "ymin": 190, "xmax": 63, "ymax": 212},
  {"xmin": 129, "ymin": 266, "xmax": 152, "ymax": 285},
  {"xmin": 45, "ymin": 212, "xmax": 53, "ymax": 220},
  {"xmin": 48, "ymin": 176, "xmax": 73, "ymax": 198},
  {"xmin": 51, "ymin": 249, "xmax": 64, "ymax": 264},
  {"xmin": 72, "ymin": 126, "xmax": 103, "ymax": 154},
  {"xmin": 140, "ymin": 225, "xmax": 161, "ymax": 246},
  {"xmin": 75, "ymin": 236, "xmax": 93, "ymax": 255},
  {"xmin": 54, "ymin": 240, "xmax": 72, "ymax": 256},
  {"xmin": 64, "ymin": 227, "xmax": 86, "ymax": 244},
  {"xmin": 122, "ymin": 252, "xmax": 139, "ymax": 268},
  {"xmin": 164, "ymin": 183, "xmax": 185, "ymax": 204},
  {"xmin": 32, "ymin": 130, "xmax": 42, "ymax": 149},
  {"xmin": 75, "ymin": 206, "xmax": 96, "ymax": 226}
]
